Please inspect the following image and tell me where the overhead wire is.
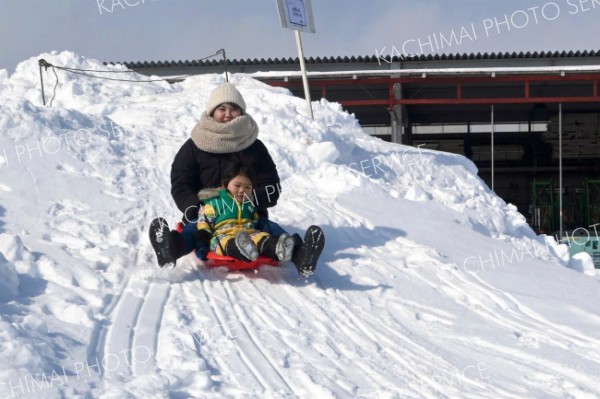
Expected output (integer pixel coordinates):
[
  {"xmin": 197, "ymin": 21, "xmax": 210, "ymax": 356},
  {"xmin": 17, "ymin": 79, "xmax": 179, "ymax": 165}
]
[{"xmin": 38, "ymin": 50, "xmax": 229, "ymax": 106}]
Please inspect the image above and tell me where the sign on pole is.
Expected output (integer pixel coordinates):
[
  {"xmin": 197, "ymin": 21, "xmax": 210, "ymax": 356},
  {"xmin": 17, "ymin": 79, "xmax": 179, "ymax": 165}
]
[
  {"xmin": 276, "ymin": 0, "xmax": 315, "ymax": 33},
  {"xmin": 276, "ymin": 0, "xmax": 315, "ymax": 119}
]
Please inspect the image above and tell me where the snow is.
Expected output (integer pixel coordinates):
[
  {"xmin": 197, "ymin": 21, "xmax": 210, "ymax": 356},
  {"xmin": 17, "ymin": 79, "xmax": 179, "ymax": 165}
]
[
  {"xmin": 568, "ymin": 252, "xmax": 596, "ymax": 275},
  {"xmin": 0, "ymin": 250, "xmax": 19, "ymax": 301},
  {"xmin": 0, "ymin": 50, "xmax": 599, "ymax": 399}
]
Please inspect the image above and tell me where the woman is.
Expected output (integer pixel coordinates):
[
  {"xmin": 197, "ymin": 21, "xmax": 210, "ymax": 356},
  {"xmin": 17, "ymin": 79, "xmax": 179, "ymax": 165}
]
[{"xmin": 149, "ymin": 82, "xmax": 324, "ymax": 277}]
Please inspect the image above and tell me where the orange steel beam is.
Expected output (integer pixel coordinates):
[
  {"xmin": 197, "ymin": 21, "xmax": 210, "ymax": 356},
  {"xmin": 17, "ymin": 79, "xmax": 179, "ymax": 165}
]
[{"xmin": 265, "ymin": 74, "xmax": 600, "ymax": 107}]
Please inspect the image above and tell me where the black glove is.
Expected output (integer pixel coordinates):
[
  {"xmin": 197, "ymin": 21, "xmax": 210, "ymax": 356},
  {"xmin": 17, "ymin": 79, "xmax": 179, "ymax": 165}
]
[
  {"xmin": 256, "ymin": 207, "xmax": 269, "ymax": 219},
  {"xmin": 196, "ymin": 229, "xmax": 212, "ymax": 244}
]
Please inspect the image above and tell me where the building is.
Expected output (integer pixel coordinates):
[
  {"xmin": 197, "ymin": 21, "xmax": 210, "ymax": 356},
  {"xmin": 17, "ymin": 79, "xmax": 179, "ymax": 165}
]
[{"xmin": 114, "ymin": 51, "xmax": 600, "ymax": 235}]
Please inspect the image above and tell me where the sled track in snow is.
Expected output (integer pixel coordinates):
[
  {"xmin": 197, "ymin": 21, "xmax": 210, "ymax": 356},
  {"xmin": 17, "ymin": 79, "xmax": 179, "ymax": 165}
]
[
  {"xmin": 89, "ymin": 134, "xmax": 177, "ymax": 382},
  {"xmin": 280, "ymin": 278, "xmax": 504, "ymax": 398},
  {"xmin": 85, "ymin": 220, "xmax": 148, "ymax": 378},
  {"xmin": 215, "ymin": 265, "xmax": 495, "ymax": 399},
  {"xmin": 90, "ymin": 259, "xmax": 171, "ymax": 379},
  {"xmin": 88, "ymin": 189, "xmax": 172, "ymax": 385},
  {"xmin": 187, "ymin": 267, "xmax": 298, "ymax": 397}
]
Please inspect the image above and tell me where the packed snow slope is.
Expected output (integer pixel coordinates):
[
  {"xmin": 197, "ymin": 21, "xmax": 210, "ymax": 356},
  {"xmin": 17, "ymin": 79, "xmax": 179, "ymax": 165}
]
[{"xmin": 1, "ymin": 51, "xmax": 600, "ymax": 399}]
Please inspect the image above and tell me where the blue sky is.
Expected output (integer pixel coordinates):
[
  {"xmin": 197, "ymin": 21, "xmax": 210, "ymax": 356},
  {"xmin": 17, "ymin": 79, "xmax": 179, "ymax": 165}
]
[{"xmin": 1, "ymin": 0, "xmax": 600, "ymax": 73}]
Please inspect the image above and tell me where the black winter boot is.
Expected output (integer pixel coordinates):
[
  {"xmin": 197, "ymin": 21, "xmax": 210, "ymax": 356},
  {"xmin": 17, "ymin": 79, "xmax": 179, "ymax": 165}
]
[
  {"xmin": 169, "ymin": 230, "xmax": 189, "ymax": 259},
  {"xmin": 292, "ymin": 233, "xmax": 303, "ymax": 251},
  {"xmin": 149, "ymin": 218, "xmax": 176, "ymax": 268},
  {"xmin": 259, "ymin": 236, "xmax": 278, "ymax": 260},
  {"xmin": 292, "ymin": 226, "xmax": 325, "ymax": 277}
]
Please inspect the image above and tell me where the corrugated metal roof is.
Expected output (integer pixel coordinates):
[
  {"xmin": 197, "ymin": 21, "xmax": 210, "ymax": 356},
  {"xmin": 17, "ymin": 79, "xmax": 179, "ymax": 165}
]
[
  {"xmin": 250, "ymin": 64, "xmax": 600, "ymax": 80},
  {"xmin": 109, "ymin": 50, "xmax": 600, "ymax": 68}
]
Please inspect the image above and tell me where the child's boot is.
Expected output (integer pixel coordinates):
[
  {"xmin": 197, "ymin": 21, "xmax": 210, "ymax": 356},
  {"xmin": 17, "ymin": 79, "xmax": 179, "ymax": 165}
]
[
  {"xmin": 260, "ymin": 234, "xmax": 294, "ymax": 261},
  {"xmin": 226, "ymin": 231, "xmax": 259, "ymax": 262},
  {"xmin": 275, "ymin": 233, "xmax": 295, "ymax": 262}
]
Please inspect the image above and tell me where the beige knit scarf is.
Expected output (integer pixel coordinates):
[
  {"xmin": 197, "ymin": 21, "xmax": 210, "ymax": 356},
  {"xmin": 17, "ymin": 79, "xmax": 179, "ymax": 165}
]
[{"xmin": 190, "ymin": 112, "xmax": 259, "ymax": 153}]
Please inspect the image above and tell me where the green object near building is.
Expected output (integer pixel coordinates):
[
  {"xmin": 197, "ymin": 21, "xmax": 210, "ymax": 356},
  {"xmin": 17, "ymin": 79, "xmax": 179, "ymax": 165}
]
[{"xmin": 565, "ymin": 233, "xmax": 600, "ymax": 269}]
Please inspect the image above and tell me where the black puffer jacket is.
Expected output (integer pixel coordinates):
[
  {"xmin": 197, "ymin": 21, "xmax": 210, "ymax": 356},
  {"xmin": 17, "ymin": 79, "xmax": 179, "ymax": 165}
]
[{"xmin": 171, "ymin": 138, "xmax": 280, "ymax": 223}]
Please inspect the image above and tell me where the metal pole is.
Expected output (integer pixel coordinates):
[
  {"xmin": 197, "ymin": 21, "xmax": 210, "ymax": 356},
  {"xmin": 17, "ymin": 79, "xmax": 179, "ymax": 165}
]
[
  {"xmin": 294, "ymin": 30, "xmax": 314, "ymax": 120},
  {"xmin": 220, "ymin": 49, "xmax": 229, "ymax": 83},
  {"xmin": 38, "ymin": 60, "xmax": 46, "ymax": 106},
  {"xmin": 559, "ymin": 103, "xmax": 563, "ymax": 240},
  {"xmin": 390, "ymin": 110, "xmax": 397, "ymax": 143},
  {"xmin": 491, "ymin": 105, "xmax": 495, "ymax": 191}
]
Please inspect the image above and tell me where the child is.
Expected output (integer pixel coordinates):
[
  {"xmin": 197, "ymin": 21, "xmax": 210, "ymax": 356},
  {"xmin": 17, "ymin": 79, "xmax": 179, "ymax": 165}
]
[{"xmin": 195, "ymin": 162, "xmax": 295, "ymax": 263}]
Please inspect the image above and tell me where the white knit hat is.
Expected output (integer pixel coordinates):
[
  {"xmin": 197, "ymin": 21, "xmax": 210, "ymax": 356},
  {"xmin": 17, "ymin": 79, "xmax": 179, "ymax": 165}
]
[{"xmin": 206, "ymin": 83, "xmax": 246, "ymax": 116}]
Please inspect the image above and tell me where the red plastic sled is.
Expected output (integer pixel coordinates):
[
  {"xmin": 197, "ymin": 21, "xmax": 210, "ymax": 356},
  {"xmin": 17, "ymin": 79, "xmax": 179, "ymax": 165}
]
[{"xmin": 205, "ymin": 252, "xmax": 279, "ymax": 270}]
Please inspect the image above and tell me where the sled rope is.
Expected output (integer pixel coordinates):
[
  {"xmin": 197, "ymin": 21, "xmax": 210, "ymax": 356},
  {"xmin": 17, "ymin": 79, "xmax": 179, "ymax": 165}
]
[{"xmin": 202, "ymin": 211, "xmax": 226, "ymax": 256}]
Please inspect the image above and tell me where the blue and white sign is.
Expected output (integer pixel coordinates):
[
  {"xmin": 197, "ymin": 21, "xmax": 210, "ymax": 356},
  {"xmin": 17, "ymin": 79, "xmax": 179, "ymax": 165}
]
[{"xmin": 276, "ymin": 0, "xmax": 315, "ymax": 33}]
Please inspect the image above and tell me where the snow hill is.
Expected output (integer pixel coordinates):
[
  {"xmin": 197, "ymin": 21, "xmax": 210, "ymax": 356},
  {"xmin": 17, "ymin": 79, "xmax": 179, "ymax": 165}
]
[{"xmin": 1, "ymin": 51, "xmax": 600, "ymax": 399}]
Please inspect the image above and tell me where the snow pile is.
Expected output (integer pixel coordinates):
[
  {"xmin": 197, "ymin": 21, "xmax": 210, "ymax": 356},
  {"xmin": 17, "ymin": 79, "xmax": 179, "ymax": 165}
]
[
  {"xmin": 0, "ymin": 251, "xmax": 19, "ymax": 301},
  {"xmin": 568, "ymin": 252, "xmax": 596, "ymax": 275},
  {"xmin": 0, "ymin": 51, "xmax": 599, "ymax": 399}
]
